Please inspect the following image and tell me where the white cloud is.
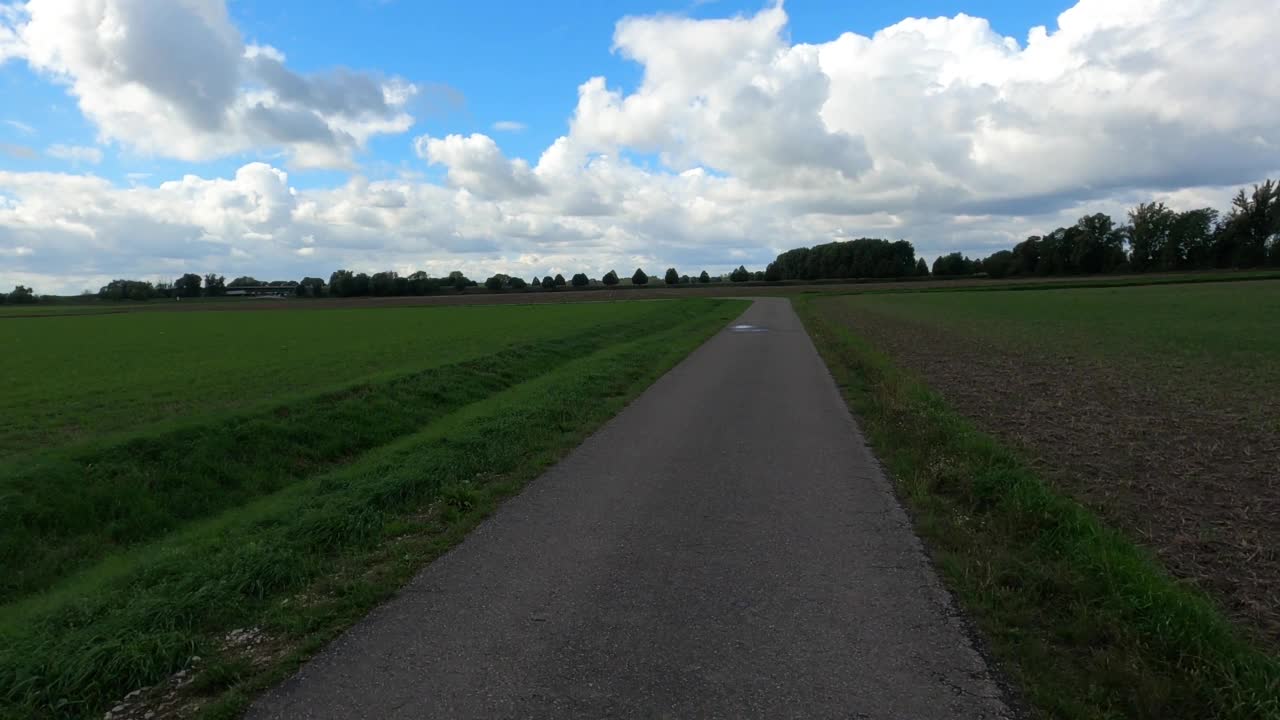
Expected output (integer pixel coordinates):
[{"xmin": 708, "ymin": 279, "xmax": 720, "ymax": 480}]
[
  {"xmin": 3, "ymin": 119, "xmax": 35, "ymax": 134},
  {"xmin": 46, "ymin": 143, "xmax": 102, "ymax": 164},
  {"xmin": 3, "ymin": 0, "xmax": 1280, "ymax": 294},
  {"xmin": 492, "ymin": 120, "xmax": 526, "ymax": 132},
  {"xmin": 414, "ymin": 133, "xmax": 546, "ymax": 198},
  {"xmin": 0, "ymin": 0, "xmax": 421, "ymax": 168}
]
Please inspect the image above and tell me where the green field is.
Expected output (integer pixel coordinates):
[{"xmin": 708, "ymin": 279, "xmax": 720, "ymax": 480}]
[
  {"xmin": 0, "ymin": 302, "xmax": 700, "ymax": 458},
  {"xmin": 799, "ymin": 279, "xmax": 1280, "ymax": 720},
  {"xmin": 832, "ymin": 281, "xmax": 1280, "ymax": 387},
  {"xmin": 0, "ymin": 298, "xmax": 746, "ymax": 719}
]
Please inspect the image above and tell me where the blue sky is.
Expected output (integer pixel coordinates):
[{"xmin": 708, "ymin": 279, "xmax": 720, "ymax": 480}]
[
  {"xmin": 0, "ymin": 0, "xmax": 1275, "ymax": 293},
  {"xmin": 2, "ymin": 0, "xmax": 1073, "ymax": 186}
]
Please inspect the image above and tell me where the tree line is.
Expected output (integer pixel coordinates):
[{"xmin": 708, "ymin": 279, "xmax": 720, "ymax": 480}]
[
  {"xmin": 82, "ymin": 265, "xmax": 755, "ymax": 302},
  {"xmin": 766, "ymin": 238, "xmax": 927, "ymax": 281},
  {"xmin": 0, "ymin": 286, "xmax": 36, "ymax": 304},
  {"xmin": 932, "ymin": 179, "xmax": 1280, "ymax": 278}
]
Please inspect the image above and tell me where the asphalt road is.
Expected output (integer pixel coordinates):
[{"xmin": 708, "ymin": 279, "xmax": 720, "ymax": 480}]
[{"xmin": 248, "ymin": 297, "xmax": 1013, "ymax": 719}]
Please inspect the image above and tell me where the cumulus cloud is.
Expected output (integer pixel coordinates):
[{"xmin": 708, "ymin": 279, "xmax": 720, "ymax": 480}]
[
  {"xmin": 414, "ymin": 133, "xmax": 546, "ymax": 199},
  {"xmin": 492, "ymin": 120, "xmax": 526, "ymax": 132},
  {"xmin": 0, "ymin": 0, "xmax": 419, "ymax": 168},
  {"xmin": 3, "ymin": 0, "xmax": 1280, "ymax": 294}
]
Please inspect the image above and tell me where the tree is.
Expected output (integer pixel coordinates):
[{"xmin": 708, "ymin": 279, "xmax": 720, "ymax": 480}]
[
  {"xmin": 203, "ymin": 274, "xmax": 226, "ymax": 296},
  {"xmin": 7, "ymin": 285, "xmax": 35, "ymax": 304},
  {"xmin": 602, "ymin": 270, "xmax": 619, "ymax": 286},
  {"xmin": 764, "ymin": 263, "xmax": 782, "ymax": 281},
  {"xmin": 769, "ymin": 238, "xmax": 921, "ymax": 281},
  {"xmin": 914, "ymin": 258, "xmax": 929, "ymax": 276},
  {"xmin": 1174, "ymin": 208, "xmax": 1219, "ymax": 269},
  {"xmin": 370, "ymin": 271, "xmax": 399, "ymax": 296},
  {"xmin": 979, "ymin": 250, "xmax": 1014, "ymax": 279},
  {"xmin": 571, "ymin": 272, "xmax": 589, "ymax": 287},
  {"xmin": 98, "ymin": 279, "xmax": 156, "ymax": 301},
  {"xmin": 507, "ymin": 276, "xmax": 528, "ymax": 290},
  {"xmin": 541, "ymin": 275, "xmax": 555, "ymax": 289},
  {"xmin": 729, "ymin": 265, "xmax": 750, "ymax": 282},
  {"xmin": 664, "ymin": 267, "xmax": 679, "ymax": 285},
  {"xmin": 698, "ymin": 270, "xmax": 711, "ymax": 283},
  {"xmin": 484, "ymin": 274, "xmax": 510, "ymax": 291},
  {"xmin": 553, "ymin": 273, "xmax": 567, "ymax": 287},
  {"xmin": 1128, "ymin": 202, "xmax": 1177, "ymax": 271},
  {"xmin": 352, "ymin": 272, "xmax": 372, "ymax": 296},
  {"xmin": 1071, "ymin": 213, "xmax": 1127, "ymax": 274},
  {"xmin": 631, "ymin": 268, "xmax": 648, "ymax": 285},
  {"xmin": 173, "ymin": 273, "xmax": 202, "ymax": 298},
  {"xmin": 297, "ymin": 276, "xmax": 325, "ymax": 297},
  {"xmin": 228, "ymin": 276, "xmax": 261, "ymax": 287},
  {"xmin": 932, "ymin": 252, "xmax": 977, "ymax": 277},
  {"xmin": 1218, "ymin": 180, "xmax": 1279, "ymax": 268}
]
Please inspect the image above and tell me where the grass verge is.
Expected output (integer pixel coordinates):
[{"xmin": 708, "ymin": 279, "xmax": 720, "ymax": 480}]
[
  {"xmin": 0, "ymin": 304, "xmax": 706, "ymax": 601},
  {"xmin": 0, "ymin": 299, "xmax": 746, "ymax": 720},
  {"xmin": 794, "ymin": 295, "xmax": 1280, "ymax": 720}
]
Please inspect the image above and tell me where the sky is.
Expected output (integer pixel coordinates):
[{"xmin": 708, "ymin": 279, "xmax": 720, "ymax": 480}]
[{"xmin": 0, "ymin": 0, "xmax": 1277, "ymax": 294}]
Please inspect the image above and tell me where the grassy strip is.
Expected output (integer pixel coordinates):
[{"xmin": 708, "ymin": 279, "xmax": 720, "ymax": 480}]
[
  {"xmin": 794, "ymin": 295, "xmax": 1280, "ymax": 720},
  {"xmin": 0, "ymin": 300, "xmax": 746, "ymax": 720},
  {"xmin": 0, "ymin": 302, "xmax": 711, "ymax": 602}
]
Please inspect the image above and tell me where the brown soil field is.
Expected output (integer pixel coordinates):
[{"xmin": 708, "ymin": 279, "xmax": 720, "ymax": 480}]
[{"xmin": 820, "ymin": 301, "xmax": 1280, "ymax": 651}]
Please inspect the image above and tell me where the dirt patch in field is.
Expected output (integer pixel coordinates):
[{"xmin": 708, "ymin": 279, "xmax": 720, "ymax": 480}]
[{"xmin": 823, "ymin": 300, "xmax": 1280, "ymax": 650}]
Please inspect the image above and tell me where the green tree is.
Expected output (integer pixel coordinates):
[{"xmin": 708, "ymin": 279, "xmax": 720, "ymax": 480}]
[
  {"xmin": 1173, "ymin": 208, "xmax": 1219, "ymax": 269},
  {"xmin": 174, "ymin": 273, "xmax": 202, "ymax": 298},
  {"xmin": 932, "ymin": 252, "xmax": 976, "ymax": 277},
  {"xmin": 664, "ymin": 267, "xmax": 679, "ymax": 285},
  {"xmin": 914, "ymin": 258, "xmax": 929, "ymax": 276},
  {"xmin": 228, "ymin": 276, "xmax": 260, "ymax": 287},
  {"xmin": 553, "ymin": 273, "xmax": 567, "ymax": 287},
  {"xmin": 602, "ymin": 270, "xmax": 619, "ymax": 286},
  {"xmin": 631, "ymin": 268, "xmax": 648, "ymax": 285},
  {"xmin": 297, "ymin": 276, "xmax": 325, "ymax": 297},
  {"xmin": 7, "ymin": 285, "xmax": 35, "ymax": 304},
  {"xmin": 508, "ymin": 276, "xmax": 528, "ymax": 289},
  {"xmin": 484, "ymin": 274, "xmax": 510, "ymax": 291},
  {"xmin": 1127, "ymin": 202, "xmax": 1177, "ymax": 271},
  {"xmin": 203, "ymin": 274, "xmax": 226, "ymax": 296},
  {"xmin": 541, "ymin": 275, "xmax": 555, "ymax": 289},
  {"xmin": 698, "ymin": 270, "xmax": 711, "ymax": 283},
  {"xmin": 1219, "ymin": 180, "xmax": 1279, "ymax": 268},
  {"xmin": 370, "ymin": 271, "xmax": 399, "ymax": 296},
  {"xmin": 571, "ymin": 273, "xmax": 589, "ymax": 287},
  {"xmin": 448, "ymin": 271, "xmax": 470, "ymax": 291},
  {"xmin": 979, "ymin": 250, "xmax": 1014, "ymax": 279},
  {"xmin": 729, "ymin": 265, "xmax": 750, "ymax": 282}
]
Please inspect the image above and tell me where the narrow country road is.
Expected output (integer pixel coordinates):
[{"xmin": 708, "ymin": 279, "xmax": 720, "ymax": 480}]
[{"xmin": 248, "ymin": 298, "xmax": 1013, "ymax": 719}]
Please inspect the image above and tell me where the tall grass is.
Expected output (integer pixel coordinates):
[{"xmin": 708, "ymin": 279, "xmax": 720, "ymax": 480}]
[
  {"xmin": 0, "ymin": 300, "xmax": 746, "ymax": 720},
  {"xmin": 0, "ymin": 305, "xmax": 706, "ymax": 601},
  {"xmin": 796, "ymin": 295, "xmax": 1280, "ymax": 719}
]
